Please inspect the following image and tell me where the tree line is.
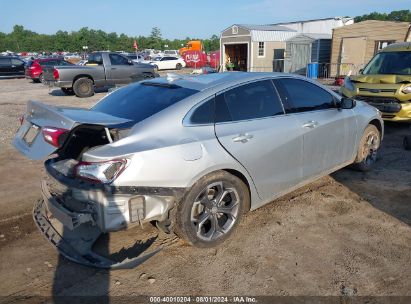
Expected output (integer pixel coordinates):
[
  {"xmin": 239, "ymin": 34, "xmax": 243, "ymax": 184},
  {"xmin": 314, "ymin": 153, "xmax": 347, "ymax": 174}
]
[
  {"xmin": 1, "ymin": 10, "xmax": 409, "ymax": 53},
  {"xmin": 0, "ymin": 25, "xmax": 220, "ymax": 53},
  {"xmin": 354, "ymin": 9, "xmax": 411, "ymax": 22}
]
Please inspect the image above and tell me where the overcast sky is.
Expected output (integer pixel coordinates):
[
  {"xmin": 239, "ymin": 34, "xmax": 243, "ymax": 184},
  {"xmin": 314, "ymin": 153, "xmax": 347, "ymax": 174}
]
[{"xmin": 1, "ymin": 0, "xmax": 409, "ymax": 38}]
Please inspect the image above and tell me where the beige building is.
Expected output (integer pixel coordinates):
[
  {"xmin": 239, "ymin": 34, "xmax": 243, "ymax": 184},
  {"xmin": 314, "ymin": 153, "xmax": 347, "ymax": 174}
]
[
  {"xmin": 330, "ymin": 20, "xmax": 411, "ymax": 76},
  {"xmin": 220, "ymin": 24, "xmax": 296, "ymax": 72}
]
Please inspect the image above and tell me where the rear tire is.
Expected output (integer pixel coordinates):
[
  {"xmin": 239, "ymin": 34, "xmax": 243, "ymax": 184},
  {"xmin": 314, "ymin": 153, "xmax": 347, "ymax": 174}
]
[
  {"xmin": 61, "ymin": 88, "xmax": 75, "ymax": 95},
  {"xmin": 352, "ymin": 124, "xmax": 381, "ymax": 172},
  {"xmin": 38, "ymin": 73, "xmax": 45, "ymax": 83},
  {"xmin": 404, "ymin": 136, "xmax": 411, "ymax": 150},
  {"xmin": 73, "ymin": 77, "xmax": 94, "ymax": 98},
  {"xmin": 173, "ymin": 171, "xmax": 249, "ymax": 248},
  {"xmin": 176, "ymin": 63, "xmax": 182, "ymax": 70}
]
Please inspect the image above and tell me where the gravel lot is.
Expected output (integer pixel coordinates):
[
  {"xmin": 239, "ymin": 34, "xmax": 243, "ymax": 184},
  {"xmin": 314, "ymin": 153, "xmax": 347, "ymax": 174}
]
[{"xmin": 0, "ymin": 76, "xmax": 410, "ymax": 301}]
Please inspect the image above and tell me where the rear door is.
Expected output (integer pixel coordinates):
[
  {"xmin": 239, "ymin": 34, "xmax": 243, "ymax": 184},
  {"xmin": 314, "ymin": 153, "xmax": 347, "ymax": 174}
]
[
  {"xmin": 214, "ymin": 79, "xmax": 303, "ymax": 202},
  {"xmin": 273, "ymin": 78, "xmax": 357, "ymax": 179},
  {"xmin": 0, "ymin": 58, "xmax": 12, "ymax": 76},
  {"xmin": 106, "ymin": 53, "xmax": 137, "ymax": 84}
]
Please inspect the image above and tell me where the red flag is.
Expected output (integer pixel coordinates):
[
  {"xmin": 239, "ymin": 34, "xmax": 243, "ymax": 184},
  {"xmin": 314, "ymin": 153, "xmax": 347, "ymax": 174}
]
[{"xmin": 133, "ymin": 40, "xmax": 138, "ymax": 50}]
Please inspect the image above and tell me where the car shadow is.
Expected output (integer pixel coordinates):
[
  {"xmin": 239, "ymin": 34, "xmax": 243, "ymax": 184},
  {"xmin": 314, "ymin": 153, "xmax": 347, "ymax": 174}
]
[
  {"xmin": 332, "ymin": 122, "xmax": 411, "ymax": 226},
  {"xmin": 48, "ymin": 87, "xmax": 109, "ymax": 97}
]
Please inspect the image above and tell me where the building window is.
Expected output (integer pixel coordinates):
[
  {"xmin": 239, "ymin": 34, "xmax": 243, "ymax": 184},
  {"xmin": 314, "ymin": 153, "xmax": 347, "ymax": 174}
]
[
  {"xmin": 258, "ymin": 42, "xmax": 265, "ymax": 57},
  {"xmin": 374, "ymin": 40, "xmax": 396, "ymax": 53}
]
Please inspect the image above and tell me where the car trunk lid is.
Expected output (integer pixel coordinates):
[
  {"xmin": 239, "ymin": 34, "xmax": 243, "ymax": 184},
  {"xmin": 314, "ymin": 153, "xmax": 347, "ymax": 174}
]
[{"xmin": 13, "ymin": 100, "xmax": 132, "ymax": 160}]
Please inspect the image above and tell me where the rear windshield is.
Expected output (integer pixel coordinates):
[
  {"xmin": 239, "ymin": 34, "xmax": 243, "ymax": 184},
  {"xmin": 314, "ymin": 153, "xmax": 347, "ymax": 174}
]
[
  {"xmin": 92, "ymin": 82, "xmax": 198, "ymax": 123},
  {"xmin": 363, "ymin": 51, "xmax": 411, "ymax": 75}
]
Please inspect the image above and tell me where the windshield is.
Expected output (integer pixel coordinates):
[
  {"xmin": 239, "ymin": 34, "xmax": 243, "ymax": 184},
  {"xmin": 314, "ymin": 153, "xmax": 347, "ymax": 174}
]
[
  {"xmin": 92, "ymin": 82, "xmax": 198, "ymax": 123},
  {"xmin": 362, "ymin": 51, "xmax": 411, "ymax": 75}
]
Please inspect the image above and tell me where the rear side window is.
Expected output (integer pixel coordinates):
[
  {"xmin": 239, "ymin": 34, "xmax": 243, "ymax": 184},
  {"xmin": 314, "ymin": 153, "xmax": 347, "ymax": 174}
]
[
  {"xmin": 92, "ymin": 82, "xmax": 198, "ymax": 123},
  {"xmin": 188, "ymin": 98, "xmax": 215, "ymax": 125},
  {"xmin": 274, "ymin": 78, "xmax": 335, "ymax": 113},
  {"xmin": 11, "ymin": 59, "xmax": 24, "ymax": 66},
  {"xmin": 216, "ymin": 80, "xmax": 284, "ymax": 122},
  {"xmin": 88, "ymin": 53, "xmax": 103, "ymax": 65}
]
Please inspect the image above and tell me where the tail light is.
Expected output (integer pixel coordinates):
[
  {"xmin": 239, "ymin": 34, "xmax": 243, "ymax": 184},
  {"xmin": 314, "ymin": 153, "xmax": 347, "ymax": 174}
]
[
  {"xmin": 53, "ymin": 69, "xmax": 59, "ymax": 80},
  {"xmin": 42, "ymin": 127, "xmax": 69, "ymax": 148},
  {"xmin": 74, "ymin": 159, "xmax": 129, "ymax": 184}
]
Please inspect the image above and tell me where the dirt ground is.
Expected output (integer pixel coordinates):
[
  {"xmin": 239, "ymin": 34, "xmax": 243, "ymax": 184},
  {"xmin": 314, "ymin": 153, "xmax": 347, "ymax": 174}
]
[{"xmin": 0, "ymin": 76, "xmax": 410, "ymax": 301}]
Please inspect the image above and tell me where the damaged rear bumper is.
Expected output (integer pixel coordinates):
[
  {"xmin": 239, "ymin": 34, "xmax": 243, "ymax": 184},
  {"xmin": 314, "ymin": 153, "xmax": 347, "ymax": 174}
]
[{"xmin": 33, "ymin": 197, "xmax": 161, "ymax": 269}]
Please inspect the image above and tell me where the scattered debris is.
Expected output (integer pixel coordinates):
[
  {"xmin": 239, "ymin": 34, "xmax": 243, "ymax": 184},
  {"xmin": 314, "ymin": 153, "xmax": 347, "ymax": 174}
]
[
  {"xmin": 139, "ymin": 273, "xmax": 147, "ymax": 279},
  {"xmin": 44, "ymin": 261, "xmax": 53, "ymax": 268},
  {"xmin": 148, "ymin": 277, "xmax": 156, "ymax": 284},
  {"xmin": 115, "ymin": 280, "xmax": 121, "ymax": 285}
]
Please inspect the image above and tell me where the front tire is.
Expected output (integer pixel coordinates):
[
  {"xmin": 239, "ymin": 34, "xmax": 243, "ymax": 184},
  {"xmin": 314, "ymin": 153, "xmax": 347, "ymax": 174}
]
[
  {"xmin": 73, "ymin": 77, "xmax": 94, "ymax": 98},
  {"xmin": 352, "ymin": 124, "xmax": 381, "ymax": 171},
  {"xmin": 174, "ymin": 171, "xmax": 249, "ymax": 248},
  {"xmin": 176, "ymin": 63, "xmax": 182, "ymax": 70}
]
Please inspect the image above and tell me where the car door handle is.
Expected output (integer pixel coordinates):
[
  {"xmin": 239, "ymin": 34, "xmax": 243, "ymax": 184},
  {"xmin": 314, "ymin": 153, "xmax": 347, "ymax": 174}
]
[
  {"xmin": 232, "ymin": 134, "xmax": 254, "ymax": 143},
  {"xmin": 302, "ymin": 120, "xmax": 319, "ymax": 128}
]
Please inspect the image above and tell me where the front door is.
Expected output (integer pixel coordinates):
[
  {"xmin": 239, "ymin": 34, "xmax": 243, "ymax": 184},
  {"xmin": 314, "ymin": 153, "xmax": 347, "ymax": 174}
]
[
  {"xmin": 0, "ymin": 58, "xmax": 12, "ymax": 76},
  {"xmin": 273, "ymin": 78, "xmax": 357, "ymax": 179},
  {"xmin": 107, "ymin": 53, "xmax": 137, "ymax": 84},
  {"xmin": 214, "ymin": 79, "xmax": 304, "ymax": 203}
]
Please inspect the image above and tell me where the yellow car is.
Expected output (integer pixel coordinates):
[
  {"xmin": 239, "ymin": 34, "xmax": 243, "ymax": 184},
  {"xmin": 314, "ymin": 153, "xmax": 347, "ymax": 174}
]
[{"xmin": 341, "ymin": 42, "xmax": 411, "ymax": 122}]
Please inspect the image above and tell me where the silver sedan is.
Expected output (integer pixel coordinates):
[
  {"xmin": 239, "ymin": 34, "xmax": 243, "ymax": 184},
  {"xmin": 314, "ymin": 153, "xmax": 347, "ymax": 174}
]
[{"xmin": 14, "ymin": 72, "xmax": 383, "ymax": 268}]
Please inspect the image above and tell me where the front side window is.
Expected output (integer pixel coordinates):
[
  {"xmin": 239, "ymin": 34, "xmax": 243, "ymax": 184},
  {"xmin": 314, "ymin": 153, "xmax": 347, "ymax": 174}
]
[
  {"xmin": 109, "ymin": 54, "xmax": 129, "ymax": 65},
  {"xmin": 216, "ymin": 80, "xmax": 284, "ymax": 123},
  {"xmin": 274, "ymin": 78, "xmax": 335, "ymax": 113},
  {"xmin": 258, "ymin": 42, "xmax": 265, "ymax": 57},
  {"xmin": 362, "ymin": 51, "xmax": 411, "ymax": 75}
]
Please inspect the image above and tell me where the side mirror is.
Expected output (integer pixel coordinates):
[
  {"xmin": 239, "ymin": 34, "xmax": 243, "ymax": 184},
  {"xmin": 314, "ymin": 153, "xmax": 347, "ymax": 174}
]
[
  {"xmin": 358, "ymin": 68, "xmax": 364, "ymax": 74},
  {"xmin": 340, "ymin": 97, "xmax": 356, "ymax": 109}
]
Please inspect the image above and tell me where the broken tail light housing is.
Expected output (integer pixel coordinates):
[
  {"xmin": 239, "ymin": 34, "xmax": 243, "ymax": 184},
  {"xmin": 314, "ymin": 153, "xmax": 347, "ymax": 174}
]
[
  {"xmin": 74, "ymin": 159, "xmax": 129, "ymax": 184},
  {"xmin": 53, "ymin": 69, "xmax": 59, "ymax": 80},
  {"xmin": 42, "ymin": 127, "xmax": 69, "ymax": 148}
]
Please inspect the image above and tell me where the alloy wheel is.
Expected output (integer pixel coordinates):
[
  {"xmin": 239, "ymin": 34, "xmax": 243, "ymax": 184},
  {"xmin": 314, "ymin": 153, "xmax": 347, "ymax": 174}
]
[{"xmin": 190, "ymin": 181, "xmax": 239, "ymax": 241}]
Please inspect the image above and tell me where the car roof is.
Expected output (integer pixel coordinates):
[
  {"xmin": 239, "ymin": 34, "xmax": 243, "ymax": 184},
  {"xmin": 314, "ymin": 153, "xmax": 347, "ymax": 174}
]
[
  {"xmin": 142, "ymin": 72, "xmax": 301, "ymax": 91},
  {"xmin": 0, "ymin": 56, "xmax": 21, "ymax": 59},
  {"xmin": 381, "ymin": 42, "xmax": 411, "ymax": 52}
]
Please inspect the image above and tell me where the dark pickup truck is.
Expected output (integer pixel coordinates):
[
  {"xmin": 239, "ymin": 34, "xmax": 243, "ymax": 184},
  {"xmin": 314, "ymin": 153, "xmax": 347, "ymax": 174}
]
[{"xmin": 44, "ymin": 52, "xmax": 159, "ymax": 97}]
